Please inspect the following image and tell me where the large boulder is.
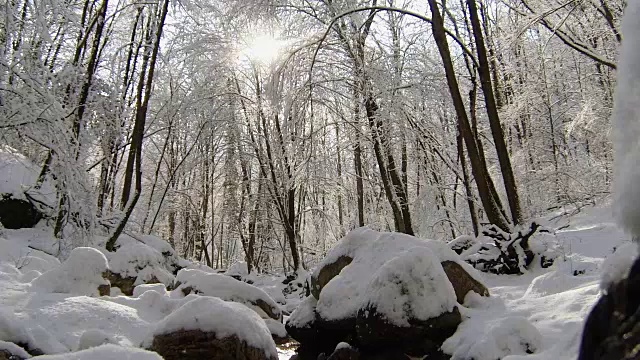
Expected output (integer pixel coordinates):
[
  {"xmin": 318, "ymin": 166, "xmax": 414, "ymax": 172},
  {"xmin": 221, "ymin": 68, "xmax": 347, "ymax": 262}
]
[
  {"xmin": 0, "ymin": 194, "xmax": 43, "ymax": 229},
  {"xmin": 174, "ymin": 269, "xmax": 282, "ymax": 320},
  {"xmin": 311, "ymin": 228, "xmax": 488, "ymax": 314},
  {"xmin": 289, "ymin": 228, "xmax": 486, "ymax": 358},
  {"xmin": 145, "ymin": 296, "xmax": 277, "ymax": 360},
  {"xmin": 355, "ymin": 247, "xmax": 461, "ymax": 357}
]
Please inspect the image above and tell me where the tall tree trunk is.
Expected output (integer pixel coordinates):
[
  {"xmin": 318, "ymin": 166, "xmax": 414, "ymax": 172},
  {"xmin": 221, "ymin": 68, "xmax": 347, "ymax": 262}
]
[
  {"xmin": 106, "ymin": 0, "xmax": 170, "ymax": 251},
  {"xmin": 428, "ymin": 0, "xmax": 510, "ymax": 231},
  {"xmin": 467, "ymin": 0, "xmax": 523, "ymax": 225}
]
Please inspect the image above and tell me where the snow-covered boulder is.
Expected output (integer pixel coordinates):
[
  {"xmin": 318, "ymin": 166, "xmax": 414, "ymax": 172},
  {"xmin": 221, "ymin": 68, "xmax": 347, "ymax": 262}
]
[
  {"xmin": 173, "ymin": 268, "xmax": 282, "ymax": 320},
  {"xmin": 30, "ymin": 344, "xmax": 162, "ymax": 359},
  {"xmin": 106, "ymin": 243, "xmax": 174, "ymax": 296},
  {"xmin": 289, "ymin": 228, "xmax": 487, "ymax": 358},
  {"xmin": 225, "ymin": 261, "xmax": 249, "ymax": 279},
  {"xmin": 30, "ymin": 247, "xmax": 110, "ymax": 297},
  {"xmin": 0, "ymin": 341, "xmax": 31, "ymax": 360},
  {"xmin": 355, "ymin": 247, "xmax": 461, "ymax": 356},
  {"xmin": 285, "ymin": 296, "xmax": 321, "ymax": 346},
  {"xmin": 132, "ymin": 283, "xmax": 167, "ymax": 298},
  {"xmin": 0, "ymin": 147, "xmax": 53, "ymax": 229},
  {"xmin": 310, "ymin": 228, "xmax": 487, "ymax": 322},
  {"xmin": 144, "ymin": 296, "xmax": 277, "ymax": 360}
]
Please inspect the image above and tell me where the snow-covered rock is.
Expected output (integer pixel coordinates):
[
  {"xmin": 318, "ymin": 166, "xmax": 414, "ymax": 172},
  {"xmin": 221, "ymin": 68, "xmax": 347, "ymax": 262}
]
[
  {"xmin": 0, "ymin": 340, "xmax": 31, "ymax": 359},
  {"xmin": 289, "ymin": 228, "xmax": 485, "ymax": 358},
  {"xmin": 355, "ymin": 247, "xmax": 462, "ymax": 356},
  {"xmin": 132, "ymin": 283, "xmax": 167, "ymax": 298},
  {"xmin": 360, "ymin": 247, "xmax": 457, "ymax": 326},
  {"xmin": 31, "ymin": 344, "xmax": 162, "ymax": 359},
  {"xmin": 312, "ymin": 227, "xmax": 485, "ymax": 323},
  {"xmin": 144, "ymin": 296, "xmax": 277, "ymax": 360},
  {"xmin": 173, "ymin": 268, "xmax": 282, "ymax": 320},
  {"xmin": 106, "ymin": 243, "xmax": 174, "ymax": 296},
  {"xmin": 264, "ymin": 318, "xmax": 289, "ymax": 345},
  {"xmin": 30, "ymin": 247, "xmax": 109, "ymax": 297}
]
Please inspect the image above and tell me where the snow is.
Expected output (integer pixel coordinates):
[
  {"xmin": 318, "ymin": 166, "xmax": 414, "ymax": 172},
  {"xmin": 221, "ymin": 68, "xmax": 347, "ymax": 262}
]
[
  {"xmin": 226, "ymin": 261, "xmax": 249, "ymax": 277},
  {"xmin": 314, "ymin": 228, "xmax": 478, "ymax": 321},
  {"xmin": 76, "ymin": 329, "xmax": 117, "ymax": 350},
  {"xmin": 443, "ymin": 316, "xmax": 542, "ymax": 360},
  {"xmin": 173, "ymin": 268, "xmax": 281, "ymax": 319},
  {"xmin": 31, "ymin": 344, "xmax": 162, "ymax": 359},
  {"xmin": 144, "ymin": 296, "xmax": 277, "ymax": 358},
  {"xmin": 0, "ymin": 308, "xmax": 35, "ymax": 346},
  {"xmin": 0, "ymin": 235, "xmax": 60, "ymax": 274},
  {"xmin": 613, "ymin": 1, "xmax": 640, "ymax": 238},
  {"xmin": 0, "ymin": 146, "xmax": 54, "ymax": 203},
  {"xmin": 363, "ymin": 247, "xmax": 457, "ymax": 326},
  {"xmin": 600, "ymin": 241, "xmax": 638, "ymax": 290},
  {"xmin": 31, "ymin": 247, "xmax": 109, "ymax": 297}
]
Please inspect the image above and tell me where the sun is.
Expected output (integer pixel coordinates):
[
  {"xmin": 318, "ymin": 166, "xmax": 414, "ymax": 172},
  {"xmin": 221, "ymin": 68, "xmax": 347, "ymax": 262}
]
[{"xmin": 239, "ymin": 33, "xmax": 289, "ymax": 66}]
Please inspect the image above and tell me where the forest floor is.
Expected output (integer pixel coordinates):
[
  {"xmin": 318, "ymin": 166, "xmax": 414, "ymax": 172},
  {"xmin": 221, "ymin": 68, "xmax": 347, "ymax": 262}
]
[{"xmin": 0, "ymin": 199, "xmax": 630, "ymax": 360}]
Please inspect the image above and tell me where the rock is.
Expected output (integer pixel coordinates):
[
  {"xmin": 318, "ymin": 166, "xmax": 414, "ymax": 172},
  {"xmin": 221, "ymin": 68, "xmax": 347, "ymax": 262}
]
[
  {"xmin": 146, "ymin": 296, "xmax": 277, "ymax": 360},
  {"xmin": 578, "ymin": 255, "xmax": 640, "ymax": 360},
  {"xmin": 441, "ymin": 260, "xmax": 489, "ymax": 303},
  {"xmin": 175, "ymin": 269, "xmax": 282, "ymax": 320},
  {"xmin": 353, "ymin": 247, "xmax": 461, "ymax": 357},
  {"xmin": 0, "ymin": 194, "xmax": 43, "ymax": 229},
  {"xmin": 149, "ymin": 330, "xmax": 276, "ymax": 360},
  {"xmin": 106, "ymin": 271, "xmax": 161, "ymax": 296},
  {"xmin": 356, "ymin": 306, "xmax": 461, "ymax": 357},
  {"xmin": 97, "ymin": 283, "xmax": 111, "ymax": 296},
  {"xmin": 311, "ymin": 255, "xmax": 352, "ymax": 299}
]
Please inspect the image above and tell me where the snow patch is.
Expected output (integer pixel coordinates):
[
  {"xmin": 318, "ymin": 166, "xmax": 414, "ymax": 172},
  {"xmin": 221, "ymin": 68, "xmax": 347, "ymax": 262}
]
[{"xmin": 443, "ymin": 316, "xmax": 542, "ymax": 360}]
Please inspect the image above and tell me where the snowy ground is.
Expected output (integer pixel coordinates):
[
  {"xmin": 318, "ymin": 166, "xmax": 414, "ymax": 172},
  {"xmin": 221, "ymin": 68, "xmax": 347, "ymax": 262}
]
[{"xmin": 0, "ymin": 200, "xmax": 631, "ymax": 359}]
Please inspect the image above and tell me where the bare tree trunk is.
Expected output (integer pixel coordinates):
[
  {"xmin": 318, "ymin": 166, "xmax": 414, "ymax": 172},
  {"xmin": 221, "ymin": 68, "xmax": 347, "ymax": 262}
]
[
  {"xmin": 106, "ymin": 0, "xmax": 170, "ymax": 251},
  {"xmin": 467, "ymin": 0, "xmax": 523, "ymax": 225},
  {"xmin": 428, "ymin": 0, "xmax": 510, "ymax": 231}
]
